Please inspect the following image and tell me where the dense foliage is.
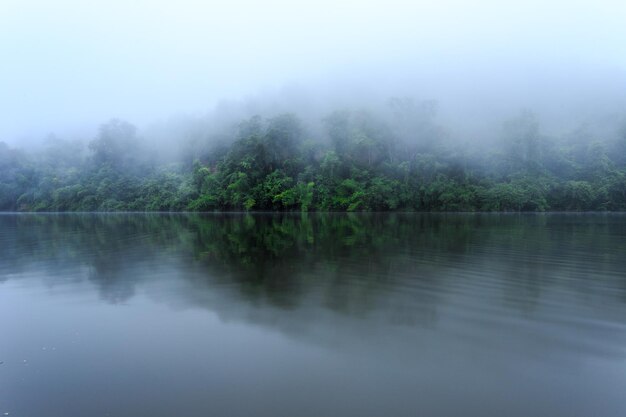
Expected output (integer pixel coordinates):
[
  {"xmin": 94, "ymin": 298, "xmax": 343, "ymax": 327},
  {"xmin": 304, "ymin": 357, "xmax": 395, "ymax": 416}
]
[{"xmin": 2, "ymin": 103, "xmax": 626, "ymax": 211}]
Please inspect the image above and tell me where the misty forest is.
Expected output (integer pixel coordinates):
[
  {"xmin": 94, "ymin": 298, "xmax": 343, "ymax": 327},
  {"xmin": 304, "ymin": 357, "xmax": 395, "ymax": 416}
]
[
  {"xmin": 2, "ymin": 100, "xmax": 626, "ymax": 212},
  {"xmin": 5, "ymin": 1, "xmax": 626, "ymax": 416}
]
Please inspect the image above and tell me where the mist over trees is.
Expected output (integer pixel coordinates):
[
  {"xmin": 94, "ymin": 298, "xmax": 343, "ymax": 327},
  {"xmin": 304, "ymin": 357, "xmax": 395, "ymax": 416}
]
[{"xmin": 1, "ymin": 98, "xmax": 626, "ymax": 212}]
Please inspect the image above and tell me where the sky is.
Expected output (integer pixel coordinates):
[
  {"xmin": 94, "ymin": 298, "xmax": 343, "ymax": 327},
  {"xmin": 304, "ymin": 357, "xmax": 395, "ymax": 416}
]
[{"xmin": 1, "ymin": 0, "xmax": 625, "ymax": 144}]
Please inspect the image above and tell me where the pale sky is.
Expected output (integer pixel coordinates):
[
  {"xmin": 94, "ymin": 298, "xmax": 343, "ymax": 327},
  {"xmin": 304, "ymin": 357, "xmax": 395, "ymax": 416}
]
[{"xmin": 1, "ymin": 0, "xmax": 625, "ymax": 143}]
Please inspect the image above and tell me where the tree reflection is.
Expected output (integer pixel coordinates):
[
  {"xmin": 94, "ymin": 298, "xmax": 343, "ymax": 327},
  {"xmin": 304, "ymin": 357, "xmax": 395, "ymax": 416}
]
[{"xmin": 1, "ymin": 213, "xmax": 625, "ymax": 323}]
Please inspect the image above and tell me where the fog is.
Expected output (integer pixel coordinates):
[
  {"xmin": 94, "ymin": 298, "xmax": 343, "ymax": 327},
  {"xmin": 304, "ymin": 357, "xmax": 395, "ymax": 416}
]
[
  {"xmin": 1, "ymin": 0, "xmax": 625, "ymax": 146},
  {"xmin": 2, "ymin": 1, "xmax": 626, "ymax": 213}
]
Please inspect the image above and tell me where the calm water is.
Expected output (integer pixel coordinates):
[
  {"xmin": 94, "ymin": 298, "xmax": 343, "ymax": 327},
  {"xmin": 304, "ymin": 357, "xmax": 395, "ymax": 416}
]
[{"xmin": 1, "ymin": 213, "xmax": 626, "ymax": 417}]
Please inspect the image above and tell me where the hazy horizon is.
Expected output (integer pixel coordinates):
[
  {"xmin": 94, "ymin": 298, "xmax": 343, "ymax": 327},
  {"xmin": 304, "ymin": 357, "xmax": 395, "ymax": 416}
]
[{"xmin": 1, "ymin": 0, "xmax": 626, "ymax": 146}]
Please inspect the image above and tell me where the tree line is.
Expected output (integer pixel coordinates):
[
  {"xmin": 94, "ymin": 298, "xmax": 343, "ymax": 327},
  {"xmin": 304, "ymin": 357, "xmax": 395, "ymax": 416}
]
[{"xmin": 1, "ymin": 101, "xmax": 626, "ymax": 211}]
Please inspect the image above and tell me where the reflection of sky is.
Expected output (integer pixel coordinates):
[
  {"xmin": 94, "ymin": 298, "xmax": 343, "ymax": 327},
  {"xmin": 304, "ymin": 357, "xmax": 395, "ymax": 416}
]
[
  {"xmin": 1, "ymin": 214, "xmax": 626, "ymax": 360},
  {"xmin": 2, "ymin": 262, "xmax": 626, "ymax": 417},
  {"xmin": 1, "ymin": 213, "xmax": 626, "ymax": 416}
]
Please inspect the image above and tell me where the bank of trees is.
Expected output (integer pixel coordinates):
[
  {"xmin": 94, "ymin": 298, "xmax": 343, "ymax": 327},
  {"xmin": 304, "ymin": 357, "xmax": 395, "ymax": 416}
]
[{"xmin": 1, "ymin": 104, "xmax": 626, "ymax": 211}]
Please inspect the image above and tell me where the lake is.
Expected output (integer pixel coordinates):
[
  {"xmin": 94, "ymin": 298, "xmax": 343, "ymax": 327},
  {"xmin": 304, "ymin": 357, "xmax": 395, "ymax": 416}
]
[{"xmin": 1, "ymin": 213, "xmax": 626, "ymax": 417}]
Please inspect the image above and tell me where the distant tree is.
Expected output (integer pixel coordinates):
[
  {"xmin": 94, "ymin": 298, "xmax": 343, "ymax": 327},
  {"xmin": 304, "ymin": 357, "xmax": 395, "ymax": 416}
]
[
  {"xmin": 388, "ymin": 97, "xmax": 444, "ymax": 155},
  {"xmin": 503, "ymin": 110, "xmax": 543, "ymax": 172},
  {"xmin": 89, "ymin": 119, "xmax": 139, "ymax": 169}
]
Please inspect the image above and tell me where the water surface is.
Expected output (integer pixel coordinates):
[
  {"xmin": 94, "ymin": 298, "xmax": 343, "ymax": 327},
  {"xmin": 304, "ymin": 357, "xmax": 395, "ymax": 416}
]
[{"xmin": 1, "ymin": 213, "xmax": 626, "ymax": 417}]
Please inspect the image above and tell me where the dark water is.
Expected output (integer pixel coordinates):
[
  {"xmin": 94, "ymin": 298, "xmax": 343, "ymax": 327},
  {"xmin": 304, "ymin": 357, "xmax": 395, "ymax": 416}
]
[{"xmin": 1, "ymin": 213, "xmax": 626, "ymax": 417}]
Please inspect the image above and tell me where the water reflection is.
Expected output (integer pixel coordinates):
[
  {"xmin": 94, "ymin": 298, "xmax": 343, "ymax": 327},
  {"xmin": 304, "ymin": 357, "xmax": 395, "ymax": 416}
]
[
  {"xmin": 1, "ymin": 213, "xmax": 626, "ymax": 417},
  {"xmin": 2, "ymin": 214, "xmax": 625, "ymax": 292},
  {"xmin": 2, "ymin": 213, "xmax": 626, "ymax": 338}
]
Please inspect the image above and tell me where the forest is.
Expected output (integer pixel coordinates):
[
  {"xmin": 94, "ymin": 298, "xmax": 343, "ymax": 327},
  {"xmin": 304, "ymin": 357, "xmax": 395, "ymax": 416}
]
[{"xmin": 1, "ymin": 100, "xmax": 626, "ymax": 212}]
